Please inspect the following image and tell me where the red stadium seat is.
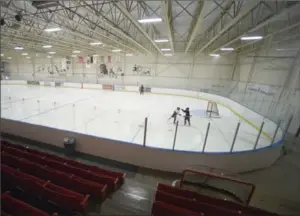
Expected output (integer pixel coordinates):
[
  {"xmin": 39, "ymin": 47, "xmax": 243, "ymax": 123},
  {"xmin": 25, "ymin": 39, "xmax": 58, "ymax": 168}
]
[
  {"xmin": 1, "ymin": 191, "xmax": 52, "ymax": 216},
  {"xmin": 155, "ymin": 190, "xmax": 239, "ymax": 216},
  {"xmin": 157, "ymin": 183, "xmax": 278, "ymax": 216},
  {"xmin": 152, "ymin": 201, "xmax": 201, "ymax": 216},
  {"xmin": 1, "ymin": 164, "xmax": 90, "ymax": 212}
]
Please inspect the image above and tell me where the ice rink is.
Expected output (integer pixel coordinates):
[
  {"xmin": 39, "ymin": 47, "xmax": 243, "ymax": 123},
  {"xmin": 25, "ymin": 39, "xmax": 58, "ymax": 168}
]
[{"xmin": 1, "ymin": 85, "xmax": 281, "ymax": 152}]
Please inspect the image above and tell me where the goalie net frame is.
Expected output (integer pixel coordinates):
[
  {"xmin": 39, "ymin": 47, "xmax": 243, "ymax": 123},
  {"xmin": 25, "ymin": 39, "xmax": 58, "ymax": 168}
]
[{"xmin": 206, "ymin": 101, "xmax": 220, "ymax": 118}]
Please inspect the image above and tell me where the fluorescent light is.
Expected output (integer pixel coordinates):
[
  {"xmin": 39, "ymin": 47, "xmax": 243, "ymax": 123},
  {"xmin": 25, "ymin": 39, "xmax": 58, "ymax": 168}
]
[
  {"xmin": 220, "ymin": 47, "xmax": 234, "ymax": 51},
  {"xmin": 89, "ymin": 42, "xmax": 102, "ymax": 45},
  {"xmin": 48, "ymin": 51, "xmax": 56, "ymax": 54},
  {"xmin": 21, "ymin": 53, "xmax": 28, "ymax": 56},
  {"xmin": 7, "ymin": 57, "xmax": 12, "ymax": 59},
  {"xmin": 93, "ymin": 54, "xmax": 99, "ymax": 57},
  {"xmin": 154, "ymin": 39, "xmax": 169, "ymax": 43},
  {"xmin": 240, "ymin": 36, "xmax": 263, "ymax": 40},
  {"xmin": 72, "ymin": 50, "xmax": 81, "ymax": 53},
  {"xmin": 47, "ymin": 56, "xmax": 52, "ymax": 58},
  {"xmin": 164, "ymin": 53, "xmax": 173, "ymax": 56},
  {"xmin": 138, "ymin": 18, "xmax": 162, "ymax": 23},
  {"xmin": 0, "ymin": 54, "xmax": 3, "ymax": 57},
  {"xmin": 44, "ymin": 27, "xmax": 61, "ymax": 32},
  {"xmin": 276, "ymin": 48, "xmax": 299, "ymax": 51},
  {"xmin": 42, "ymin": 45, "xmax": 52, "ymax": 48},
  {"xmin": 210, "ymin": 53, "xmax": 220, "ymax": 57},
  {"xmin": 14, "ymin": 46, "xmax": 24, "ymax": 50},
  {"xmin": 112, "ymin": 49, "xmax": 121, "ymax": 52},
  {"xmin": 126, "ymin": 53, "xmax": 133, "ymax": 56},
  {"xmin": 26, "ymin": 56, "xmax": 31, "ymax": 59},
  {"xmin": 161, "ymin": 48, "xmax": 171, "ymax": 51},
  {"xmin": 71, "ymin": 55, "xmax": 77, "ymax": 57}
]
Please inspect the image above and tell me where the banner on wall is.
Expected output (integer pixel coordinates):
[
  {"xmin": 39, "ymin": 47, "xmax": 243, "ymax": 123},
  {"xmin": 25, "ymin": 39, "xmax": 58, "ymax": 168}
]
[
  {"xmin": 108, "ymin": 56, "xmax": 112, "ymax": 63},
  {"xmin": 246, "ymin": 83, "xmax": 276, "ymax": 96},
  {"xmin": 103, "ymin": 84, "xmax": 114, "ymax": 90},
  {"xmin": 113, "ymin": 84, "xmax": 125, "ymax": 90},
  {"xmin": 100, "ymin": 56, "xmax": 104, "ymax": 64},
  {"xmin": 144, "ymin": 87, "xmax": 151, "ymax": 92},
  {"xmin": 44, "ymin": 81, "xmax": 51, "ymax": 86},
  {"xmin": 55, "ymin": 81, "xmax": 63, "ymax": 87},
  {"xmin": 27, "ymin": 80, "xmax": 40, "ymax": 85},
  {"xmin": 93, "ymin": 55, "xmax": 98, "ymax": 64}
]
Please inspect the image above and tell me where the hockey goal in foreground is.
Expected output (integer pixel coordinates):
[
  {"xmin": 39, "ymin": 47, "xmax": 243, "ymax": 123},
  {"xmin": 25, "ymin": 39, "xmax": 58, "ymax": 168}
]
[
  {"xmin": 206, "ymin": 101, "xmax": 220, "ymax": 118},
  {"xmin": 174, "ymin": 169, "xmax": 255, "ymax": 205}
]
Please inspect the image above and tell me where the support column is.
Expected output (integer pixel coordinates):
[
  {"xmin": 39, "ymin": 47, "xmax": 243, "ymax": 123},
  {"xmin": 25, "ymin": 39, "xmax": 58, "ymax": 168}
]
[
  {"xmin": 244, "ymin": 50, "xmax": 258, "ymax": 93},
  {"xmin": 231, "ymin": 53, "xmax": 239, "ymax": 81}
]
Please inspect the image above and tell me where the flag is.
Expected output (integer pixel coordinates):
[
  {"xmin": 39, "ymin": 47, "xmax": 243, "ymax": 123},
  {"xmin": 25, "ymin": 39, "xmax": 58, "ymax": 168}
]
[{"xmin": 77, "ymin": 56, "xmax": 84, "ymax": 64}]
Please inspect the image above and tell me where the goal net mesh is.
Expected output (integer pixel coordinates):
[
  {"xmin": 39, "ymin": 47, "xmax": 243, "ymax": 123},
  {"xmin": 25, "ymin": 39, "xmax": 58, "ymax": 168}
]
[{"xmin": 206, "ymin": 101, "xmax": 220, "ymax": 117}]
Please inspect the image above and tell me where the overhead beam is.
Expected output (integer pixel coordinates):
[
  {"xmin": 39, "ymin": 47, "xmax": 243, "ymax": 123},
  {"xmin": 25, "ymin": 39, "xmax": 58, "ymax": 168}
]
[
  {"xmin": 195, "ymin": 0, "xmax": 260, "ymax": 56},
  {"xmin": 162, "ymin": 0, "xmax": 174, "ymax": 53},
  {"xmin": 77, "ymin": 0, "xmax": 152, "ymax": 55},
  {"xmin": 210, "ymin": 2, "xmax": 300, "ymax": 54},
  {"xmin": 114, "ymin": 1, "xmax": 164, "ymax": 55},
  {"xmin": 8, "ymin": 1, "xmax": 145, "ymax": 55},
  {"xmin": 184, "ymin": 0, "xmax": 204, "ymax": 54}
]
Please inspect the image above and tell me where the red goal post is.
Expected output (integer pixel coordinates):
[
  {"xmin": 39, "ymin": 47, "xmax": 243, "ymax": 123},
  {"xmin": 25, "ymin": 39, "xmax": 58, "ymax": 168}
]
[
  {"xmin": 206, "ymin": 101, "xmax": 220, "ymax": 117},
  {"xmin": 179, "ymin": 169, "xmax": 255, "ymax": 205}
]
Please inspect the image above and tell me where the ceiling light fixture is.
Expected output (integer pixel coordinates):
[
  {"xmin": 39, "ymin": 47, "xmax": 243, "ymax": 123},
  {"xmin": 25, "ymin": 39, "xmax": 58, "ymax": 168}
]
[
  {"xmin": 48, "ymin": 51, "xmax": 56, "ymax": 54},
  {"xmin": 154, "ymin": 39, "xmax": 169, "ymax": 43},
  {"xmin": 126, "ymin": 53, "xmax": 133, "ymax": 56},
  {"xmin": 44, "ymin": 27, "xmax": 61, "ymax": 32},
  {"xmin": 220, "ymin": 47, "xmax": 234, "ymax": 51},
  {"xmin": 138, "ymin": 18, "xmax": 162, "ymax": 23},
  {"xmin": 71, "ymin": 55, "xmax": 77, "ymax": 57},
  {"xmin": 14, "ymin": 46, "xmax": 24, "ymax": 50},
  {"xmin": 47, "ymin": 56, "xmax": 52, "ymax": 58},
  {"xmin": 210, "ymin": 53, "xmax": 220, "ymax": 57},
  {"xmin": 42, "ymin": 45, "xmax": 52, "ymax": 48},
  {"xmin": 112, "ymin": 49, "xmax": 121, "ymax": 52},
  {"xmin": 89, "ymin": 42, "xmax": 102, "ymax": 45},
  {"xmin": 26, "ymin": 56, "xmax": 31, "ymax": 59},
  {"xmin": 276, "ymin": 48, "xmax": 299, "ymax": 51},
  {"xmin": 240, "ymin": 36, "xmax": 263, "ymax": 40},
  {"xmin": 1, "ymin": 54, "xmax": 3, "ymax": 57},
  {"xmin": 164, "ymin": 53, "xmax": 173, "ymax": 56},
  {"xmin": 7, "ymin": 57, "xmax": 12, "ymax": 59},
  {"xmin": 21, "ymin": 53, "xmax": 28, "ymax": 56},
  {"xmin": 161, "ymin": 48, "xmax": 171, "ymax": 51},
  {"xmin": 72, "ymin": 50, "xmax": 81, "ymax": 53}
]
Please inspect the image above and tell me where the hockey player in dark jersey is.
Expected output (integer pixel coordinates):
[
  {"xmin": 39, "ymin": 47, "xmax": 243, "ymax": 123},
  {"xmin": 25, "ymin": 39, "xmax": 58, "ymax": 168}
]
[
  {"xmin": 181, "ymin": 107, "xmax": 191, "ymax": 126},
  {"xmin": 168, "ymin": 107, "xmax": 181, "ymax": 124}
]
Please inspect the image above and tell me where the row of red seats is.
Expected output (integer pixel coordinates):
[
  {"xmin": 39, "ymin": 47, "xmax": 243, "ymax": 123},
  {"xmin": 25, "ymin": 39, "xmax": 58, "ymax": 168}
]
[
  {"xmin": 2, "ymin": 144, "xmax": 118, "ymax": 193},
  {"xmin": 1, "ymin": 141, "xmax": 125, "ymax": 186},
  {"xmin": 1, "ymin": 164, "xmax": 90, "ymax": 212},
  {"xmin": 2, "ymin": 151, "xmax": 107, "ymax": 200},
  {"xmin": 1, "ymin": 191, "xmax": 58, "ymax": 216},
  {"xmin": 153, "ymin": 183, "xmax": 278, "ymax": 216}
]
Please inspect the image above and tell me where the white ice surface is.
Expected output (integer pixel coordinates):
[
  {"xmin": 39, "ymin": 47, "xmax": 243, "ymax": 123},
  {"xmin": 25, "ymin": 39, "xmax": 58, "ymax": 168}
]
[{"xmin": 1, "ymin": 85, "xmax": 283, "ymax": 152}]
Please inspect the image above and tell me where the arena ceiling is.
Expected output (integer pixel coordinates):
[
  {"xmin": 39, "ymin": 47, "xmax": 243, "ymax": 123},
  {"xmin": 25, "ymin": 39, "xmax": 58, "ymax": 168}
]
[{"xmin": 1, "ymin": 0, "xmax": 300, "ymax": 57}]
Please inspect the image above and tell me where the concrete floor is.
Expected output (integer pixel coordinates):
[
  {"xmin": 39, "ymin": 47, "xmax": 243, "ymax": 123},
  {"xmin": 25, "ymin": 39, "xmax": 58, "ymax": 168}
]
[{"xmin": 1, "ymin": 135, "xmax": 300, "ymax": 215}]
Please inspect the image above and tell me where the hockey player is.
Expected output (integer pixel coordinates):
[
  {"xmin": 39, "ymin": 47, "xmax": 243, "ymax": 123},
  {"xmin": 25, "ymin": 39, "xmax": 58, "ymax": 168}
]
[
  {"xmin": 181, "ymin": 107, "xmax": 191, "ymax": 126},
  {"xmin": 139, "ymin": 85, "xmax": 144, "ymax": 95},
  {"xmin": 169, "ymin": 107, "xmax": 181, "ymax": 124}
]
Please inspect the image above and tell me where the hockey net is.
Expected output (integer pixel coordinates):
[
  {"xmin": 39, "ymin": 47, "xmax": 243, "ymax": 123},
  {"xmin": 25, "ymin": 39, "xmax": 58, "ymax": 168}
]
[
  {"xmin": 177, "ymin": 169, "xmax": 255, "ymax": 205},
  {"xmin": 206, "ymin": 101, "xmax": 220, "ymax": 118}
]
